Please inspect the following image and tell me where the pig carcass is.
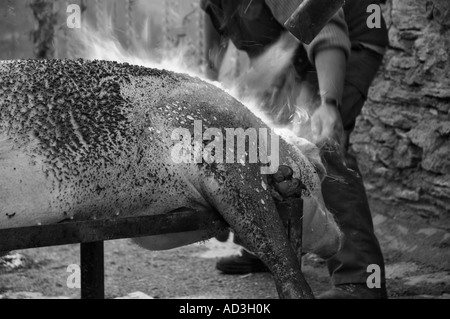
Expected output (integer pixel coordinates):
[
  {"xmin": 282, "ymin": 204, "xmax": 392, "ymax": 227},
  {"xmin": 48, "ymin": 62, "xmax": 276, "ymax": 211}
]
[{"xmin": 0, "ymin": 59, "xmax": 342, "ymax": 298}]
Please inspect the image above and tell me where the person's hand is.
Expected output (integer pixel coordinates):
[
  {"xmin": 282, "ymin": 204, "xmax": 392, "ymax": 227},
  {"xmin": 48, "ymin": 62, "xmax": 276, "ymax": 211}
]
[
  {"xmin": 291, "ymin": 108, "xmax": 313, "ymax": 141},
  {"xmin": 310, "ymin": 101, "xmax": 344, "ymax": 146}
]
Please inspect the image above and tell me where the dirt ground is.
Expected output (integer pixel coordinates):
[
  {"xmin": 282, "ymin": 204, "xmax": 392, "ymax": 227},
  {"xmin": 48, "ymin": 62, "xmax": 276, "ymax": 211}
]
[{"xmin": 1, "ymin": 234, "xmax": 449, "ymax": 299}]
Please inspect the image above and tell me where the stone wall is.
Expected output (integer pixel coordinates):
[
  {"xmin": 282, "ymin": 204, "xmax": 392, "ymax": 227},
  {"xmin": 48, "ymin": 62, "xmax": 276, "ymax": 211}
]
[{"xmin": 351, "ymin": 0, "xmax": 450, "ymax": 230}]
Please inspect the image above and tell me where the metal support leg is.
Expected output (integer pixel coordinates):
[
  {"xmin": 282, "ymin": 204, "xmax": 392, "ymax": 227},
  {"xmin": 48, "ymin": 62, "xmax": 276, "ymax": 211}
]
[{"xmin": 81, "ymin": 241, "xmax": 105, "ymax": 299}]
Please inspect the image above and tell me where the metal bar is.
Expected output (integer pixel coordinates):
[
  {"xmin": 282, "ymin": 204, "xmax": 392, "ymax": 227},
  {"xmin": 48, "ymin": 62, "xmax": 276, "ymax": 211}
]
[
  {"xmin": 0, "ymin": 204, "xmax": 303, "ymax": 299},
  {"xmin": 81, "ymin": 241, "xmax": 105, "ymax": 299},
  {"xmin": 284, "ymin": 0, "xmax": 345, "ymax": 44},
  {"xmin": 0, "ymin": 210, "xmax": 226, "ymax": 252}
]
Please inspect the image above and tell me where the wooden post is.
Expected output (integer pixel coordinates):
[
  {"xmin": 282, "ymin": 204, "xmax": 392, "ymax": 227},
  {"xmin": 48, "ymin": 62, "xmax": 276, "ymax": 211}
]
[
  {"xmin": 64, "ymin": 0, "xmax": 87, "ymax": 58},
  {"xmin": 64, "ymin": 1, "xmax": 72, "ymax": 58},
  {"xmin": 81, "ymin": 241, "xmax": 105, "ymax": 299},
  {"xmin": 163, "ymin": 0, "xmax": 170, "ymax": 51},
  {"xmin": 29, "ymin": 0, "xmax": 59, "ymax": 59},
  {"xmin": 196, "ymin": 4, "xmax": 205, "ymax": 68},
  {"xmin": 94, "ymin": 0, "xmax": 105, "ymax": 30},
  {"xmin": 125, "ymin": 0, "xmax": 135, "ymax": 49}
]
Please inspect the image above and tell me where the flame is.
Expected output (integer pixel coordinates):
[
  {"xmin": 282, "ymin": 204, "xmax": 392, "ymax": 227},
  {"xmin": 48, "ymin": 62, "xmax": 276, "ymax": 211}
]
[
  {"xmin": 74, "ymin": 19, "xmax": 201, "ymax": 78},
  {"xmin": 222, "ymin": 33, "xmax": 304, "ymax": 129},
  {"xmin": 73, "ymin": 14, "xmax": 311, "ymax": 141}
]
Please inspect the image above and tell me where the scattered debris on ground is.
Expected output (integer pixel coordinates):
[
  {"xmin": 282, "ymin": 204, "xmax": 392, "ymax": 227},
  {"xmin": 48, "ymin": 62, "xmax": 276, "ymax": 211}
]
[{"xmin": 1, "ymin": 236, "xmax": 449, "ymax": 299}]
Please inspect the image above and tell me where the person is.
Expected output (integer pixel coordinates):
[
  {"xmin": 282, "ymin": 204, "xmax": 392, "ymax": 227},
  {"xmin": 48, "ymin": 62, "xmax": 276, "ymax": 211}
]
[{"xmin": 201, "ymin": 0, "xmax": 389, "ymax": 299}]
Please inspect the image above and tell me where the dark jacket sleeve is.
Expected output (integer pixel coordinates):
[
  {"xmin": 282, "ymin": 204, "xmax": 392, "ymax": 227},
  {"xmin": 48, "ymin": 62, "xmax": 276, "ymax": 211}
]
[
  {"xmin": 265, "ymin": 0, "xmax": 304, "ymax": 25},
  {"xmin": 200, "ymin": 0, "xmax": 209, "ymax": 10},
  {"xmin": 304, "ymin": 9, "xmax": 351, "ymax": 64},
  {"xmin": 265, "ymin": 0, "xmax": 351, "ymax": 64}
]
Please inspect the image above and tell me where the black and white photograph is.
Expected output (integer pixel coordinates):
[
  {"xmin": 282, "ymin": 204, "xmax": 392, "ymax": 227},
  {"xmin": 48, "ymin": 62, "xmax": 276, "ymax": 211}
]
[{"xmin": 0, "ymin": 0, "xmax": 449, "ymax": 304}]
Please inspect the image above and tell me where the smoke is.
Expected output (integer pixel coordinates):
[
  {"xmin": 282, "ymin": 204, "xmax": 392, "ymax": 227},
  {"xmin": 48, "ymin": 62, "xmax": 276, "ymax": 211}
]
[
  {"xmin": 222, "ymin": 32, "xmax": 304, "ymax": 128},
  {"xmin": 237, "ymin": 32, "xmax": 299, "ymax": 99},
  {"xmin": 73, "ymin": 17, "xmax": 314, "ymax": 143},
  {"xmin": 134, "ymin": 0, "xmax": 164, "ymax": 14},
  {"xmin": 74, "ymin": 21, "xmax": 201, "ymax": 78}
]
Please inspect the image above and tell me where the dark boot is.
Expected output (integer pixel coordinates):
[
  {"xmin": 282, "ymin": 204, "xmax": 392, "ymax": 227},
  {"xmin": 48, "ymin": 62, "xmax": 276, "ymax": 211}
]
[
  {"xmin": 215, "ymin": 229, "xmax": 230, "ymax": 242},
  {"xmin": 318, "ymin": 283, "xmax": 388, "ymax": 299},
  {"xmin": 216, "ymin": 249, "xmax": 269, "ymax": 274}
]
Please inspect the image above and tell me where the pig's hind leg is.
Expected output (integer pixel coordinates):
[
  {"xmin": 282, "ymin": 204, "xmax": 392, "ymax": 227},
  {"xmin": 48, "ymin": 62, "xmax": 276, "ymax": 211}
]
[{"xmin": 200, "ymin": 168, "xmax": 314, "ymax": 299}]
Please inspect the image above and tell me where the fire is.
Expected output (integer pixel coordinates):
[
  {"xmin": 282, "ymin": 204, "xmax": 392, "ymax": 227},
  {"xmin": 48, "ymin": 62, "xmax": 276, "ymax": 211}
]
[
  {"xmin": 74, "ymin": 20, "xmax": 201, "ymax": 78},
  {"xmin": 73, "ymin": 15, "xmax": 310, "ymax": 140}
]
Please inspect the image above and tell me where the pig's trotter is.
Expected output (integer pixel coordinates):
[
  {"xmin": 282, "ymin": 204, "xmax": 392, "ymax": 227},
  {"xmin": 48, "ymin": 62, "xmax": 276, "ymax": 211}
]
[
  {"xmin": 201, "ymin": 172, "xmax": 314, "ymax": 299},
  {"xmin": 223, "ymin": 197, "xmax": 313, "ymax": 298}
]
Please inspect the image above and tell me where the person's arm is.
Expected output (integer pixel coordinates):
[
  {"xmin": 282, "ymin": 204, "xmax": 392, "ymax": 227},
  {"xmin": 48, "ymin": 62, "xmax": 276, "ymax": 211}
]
[
  {"xmin": 299, "ymin": 9, "xmax": 350, "ymax": 144},
  {"xmin": 310, "ymin": 48, "xmax": 346, "ymax": 145},
  {"xmin": 204, "ymin": 14, "xmax": 228, "ymax": 82}
]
